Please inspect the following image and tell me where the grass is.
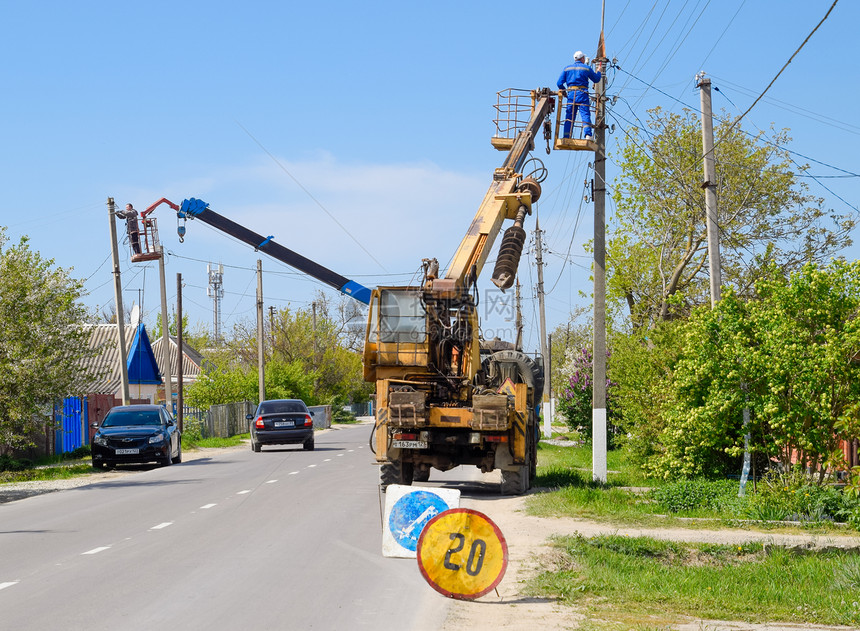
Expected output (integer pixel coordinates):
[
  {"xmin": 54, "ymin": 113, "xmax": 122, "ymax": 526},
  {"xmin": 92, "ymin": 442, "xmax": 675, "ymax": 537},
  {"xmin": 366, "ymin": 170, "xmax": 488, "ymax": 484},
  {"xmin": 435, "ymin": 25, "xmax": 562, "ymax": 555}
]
[
  {"xmin": 0, "ymin": 461, "xmax": 97, "ymax": 484},
  {"xmin": 528, "ymin": 533, "xmax": 860, "ymax": 626},
  {"xmin": 183, "ymin": 433, "xmax": 250, "ymax": 449}
]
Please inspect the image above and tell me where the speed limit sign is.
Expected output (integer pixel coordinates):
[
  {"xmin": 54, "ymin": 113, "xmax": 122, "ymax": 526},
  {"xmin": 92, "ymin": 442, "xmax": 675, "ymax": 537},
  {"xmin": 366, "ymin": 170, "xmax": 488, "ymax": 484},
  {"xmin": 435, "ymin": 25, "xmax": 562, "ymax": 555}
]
[{"xmin": 416, "ymin": 508, "xmax": 508, "ymax": 600}]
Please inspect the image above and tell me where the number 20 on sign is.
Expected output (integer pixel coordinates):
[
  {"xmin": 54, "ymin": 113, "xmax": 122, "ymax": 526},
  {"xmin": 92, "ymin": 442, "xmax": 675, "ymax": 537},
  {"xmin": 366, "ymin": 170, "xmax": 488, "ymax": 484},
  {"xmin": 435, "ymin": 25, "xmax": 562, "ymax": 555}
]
[{"xmin": 416, "ymin": 508, "xmax": 508, "ymax": 600}]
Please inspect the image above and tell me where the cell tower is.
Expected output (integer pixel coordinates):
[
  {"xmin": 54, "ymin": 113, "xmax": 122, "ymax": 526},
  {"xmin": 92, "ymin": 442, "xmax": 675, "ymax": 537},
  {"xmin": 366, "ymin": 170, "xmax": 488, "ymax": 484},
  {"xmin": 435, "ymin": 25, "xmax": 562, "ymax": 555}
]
[{"xmin": 207, "ymin": 263, "xmax": 224, "ymax": 341}]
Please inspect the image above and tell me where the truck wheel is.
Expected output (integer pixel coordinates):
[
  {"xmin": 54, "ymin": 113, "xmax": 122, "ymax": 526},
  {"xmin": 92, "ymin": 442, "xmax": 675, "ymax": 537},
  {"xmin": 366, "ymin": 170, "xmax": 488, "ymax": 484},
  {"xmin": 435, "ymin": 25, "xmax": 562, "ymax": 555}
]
[
  {"xmin": 380, "ymin": 459, "xmax": 414, "ymax": 490},
  {"xmin": 412, "ymin": 465, "xmax": 430, "ymax": 483},
  {"xmin": 500, "ymin": 466, "xmax": 529, "ymax": 495}
]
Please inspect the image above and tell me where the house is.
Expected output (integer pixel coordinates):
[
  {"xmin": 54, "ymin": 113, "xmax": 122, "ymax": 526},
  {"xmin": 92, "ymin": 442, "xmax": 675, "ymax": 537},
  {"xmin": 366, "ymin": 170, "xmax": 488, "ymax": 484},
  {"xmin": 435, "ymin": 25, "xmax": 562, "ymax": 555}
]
[{"xmin": 52, "ymin": 323, "xmax": 205, "ymax": 455}]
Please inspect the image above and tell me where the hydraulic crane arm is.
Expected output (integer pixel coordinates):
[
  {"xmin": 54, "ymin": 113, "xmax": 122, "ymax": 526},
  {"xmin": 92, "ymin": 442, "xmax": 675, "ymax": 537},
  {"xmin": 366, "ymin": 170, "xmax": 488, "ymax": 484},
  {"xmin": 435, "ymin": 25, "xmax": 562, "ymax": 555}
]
[
  {"xmin": 444, "ymin": 88, "xmax": 555, "ymax": 289},
  {"xmin": 175, "ymin": 197, "xmax": 371, "ymax": 304}
]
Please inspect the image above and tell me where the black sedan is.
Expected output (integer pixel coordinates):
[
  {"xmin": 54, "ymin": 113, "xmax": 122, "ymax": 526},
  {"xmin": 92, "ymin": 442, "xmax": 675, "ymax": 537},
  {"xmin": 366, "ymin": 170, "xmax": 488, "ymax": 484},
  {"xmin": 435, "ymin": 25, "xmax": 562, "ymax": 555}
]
[
  {"xmin": 91, "ymin": 404, "xmax": 182, "ymax": 469},
  {"xmin": 247, "ymin": 399, "xmax": 314, "ymax": 452}
]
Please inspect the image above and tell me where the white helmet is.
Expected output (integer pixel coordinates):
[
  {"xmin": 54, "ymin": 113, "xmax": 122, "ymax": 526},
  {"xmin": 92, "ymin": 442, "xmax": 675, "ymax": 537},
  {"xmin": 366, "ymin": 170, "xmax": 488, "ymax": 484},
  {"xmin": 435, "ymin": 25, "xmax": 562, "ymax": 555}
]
[{"xmin": 574, "ymin": 51, "xmax": 585, "ymax": 61}]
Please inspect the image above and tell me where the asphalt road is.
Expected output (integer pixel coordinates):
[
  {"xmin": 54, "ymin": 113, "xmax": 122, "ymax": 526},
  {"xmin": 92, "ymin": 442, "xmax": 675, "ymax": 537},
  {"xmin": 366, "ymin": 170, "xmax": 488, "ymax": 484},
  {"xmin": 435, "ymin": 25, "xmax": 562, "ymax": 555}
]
[{"xmin": 0, "ymin": 423, "xmax": 460, "ymax": 631}]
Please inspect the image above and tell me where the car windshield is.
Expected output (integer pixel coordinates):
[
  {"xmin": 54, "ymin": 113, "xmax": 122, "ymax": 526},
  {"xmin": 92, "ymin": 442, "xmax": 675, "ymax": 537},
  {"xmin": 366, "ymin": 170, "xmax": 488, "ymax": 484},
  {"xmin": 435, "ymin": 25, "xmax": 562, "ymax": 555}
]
[
  {"xmin": 102, "ymin": 410, "xmax": 163, "ymax": 427},
  {"xmin": 258, "ymin": 401, "xmax": 307, "ymax": 415}
]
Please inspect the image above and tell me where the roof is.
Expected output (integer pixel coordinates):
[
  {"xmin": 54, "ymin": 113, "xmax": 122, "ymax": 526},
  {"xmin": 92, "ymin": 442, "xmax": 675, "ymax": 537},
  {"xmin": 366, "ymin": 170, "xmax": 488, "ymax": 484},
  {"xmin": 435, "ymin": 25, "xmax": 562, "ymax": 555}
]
[
  {"xmin": 150, "ymin": 335, "xmax": 205, "ymax": 385},
  {"xmin": 80, "ymin": 323, "xmax": 162, "ymax": 394}
]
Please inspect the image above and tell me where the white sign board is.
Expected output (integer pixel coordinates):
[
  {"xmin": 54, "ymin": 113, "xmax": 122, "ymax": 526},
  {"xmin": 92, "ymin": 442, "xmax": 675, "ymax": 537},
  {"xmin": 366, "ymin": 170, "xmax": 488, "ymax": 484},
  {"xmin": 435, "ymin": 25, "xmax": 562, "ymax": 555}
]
[{"xmin": 382, "ymin": 485, "xmax": 460, "ymax": 558}]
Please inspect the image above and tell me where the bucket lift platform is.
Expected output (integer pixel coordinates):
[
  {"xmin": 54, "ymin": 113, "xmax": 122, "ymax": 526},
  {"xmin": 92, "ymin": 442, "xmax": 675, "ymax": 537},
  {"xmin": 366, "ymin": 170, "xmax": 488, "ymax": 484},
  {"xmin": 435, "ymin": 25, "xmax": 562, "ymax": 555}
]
[
  {"xmin": 129, "ymin": 217, "xmax": 163, "ymax": 263},
  {"xmin": 491, "ymin": 88, "xmax": 596, "ymax": 153}
]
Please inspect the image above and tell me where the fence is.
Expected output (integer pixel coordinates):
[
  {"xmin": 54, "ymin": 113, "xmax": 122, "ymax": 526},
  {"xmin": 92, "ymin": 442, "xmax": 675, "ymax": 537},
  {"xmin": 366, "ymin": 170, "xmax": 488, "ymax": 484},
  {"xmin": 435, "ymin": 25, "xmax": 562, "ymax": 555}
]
[{"xmin": 203, "ymin": 401, "xmax": 255, "ymax": 438}]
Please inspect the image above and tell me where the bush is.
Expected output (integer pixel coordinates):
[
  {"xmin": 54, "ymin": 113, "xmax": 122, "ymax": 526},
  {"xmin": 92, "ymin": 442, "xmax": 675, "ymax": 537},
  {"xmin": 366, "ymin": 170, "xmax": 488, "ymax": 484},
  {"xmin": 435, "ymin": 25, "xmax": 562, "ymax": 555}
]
[
  {"xmin": 649, "ymin": 478, "xmax": 741, "ymax": 514},
  {"xmin": 744, "ymin": 468, "xmax": 860, "ymax": 524},
  {"xmin": 0, "ymin": 455, "xmax": 33, "ymax": 472}
]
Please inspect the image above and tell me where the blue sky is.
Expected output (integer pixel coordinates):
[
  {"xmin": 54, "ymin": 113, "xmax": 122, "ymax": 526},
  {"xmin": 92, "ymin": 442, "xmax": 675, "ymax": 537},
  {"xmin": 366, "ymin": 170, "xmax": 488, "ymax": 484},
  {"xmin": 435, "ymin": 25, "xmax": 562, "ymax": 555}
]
[{"xmin": 1, "ymin": 1, "xmax": 857, "ymax": 354}]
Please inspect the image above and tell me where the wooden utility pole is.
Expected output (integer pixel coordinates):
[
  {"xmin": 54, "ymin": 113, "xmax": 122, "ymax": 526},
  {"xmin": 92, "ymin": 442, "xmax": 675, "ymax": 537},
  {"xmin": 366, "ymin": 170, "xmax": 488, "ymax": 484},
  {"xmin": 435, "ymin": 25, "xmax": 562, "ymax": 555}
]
[
  {"xmin": 176, "ymin": 273, "xmax": 184, "ymax": 433},
  {"xmin": 157, "ymin": 247, "xmax": 174, "ymax": 411},
  {"xmin": 592, "ymin": 22, "xmax": 609, "ymax": 484},
  {"xmin": 697, "ymin": 72, "xmax": 721, "ymax": 306},
  {"xmin": 533, "ymin": 217, "xmax": 552, "ymax": 438},
  {"xmin": 514, "ymin": 278, "xmax": 523, "ymax": 351},
  {"xmin": 108, "ymin": 197, "xmax": 130, "ymax": 405},
  {"xmin": 256, "ymin": 260, "xmax": 265, "ymax": 402}
]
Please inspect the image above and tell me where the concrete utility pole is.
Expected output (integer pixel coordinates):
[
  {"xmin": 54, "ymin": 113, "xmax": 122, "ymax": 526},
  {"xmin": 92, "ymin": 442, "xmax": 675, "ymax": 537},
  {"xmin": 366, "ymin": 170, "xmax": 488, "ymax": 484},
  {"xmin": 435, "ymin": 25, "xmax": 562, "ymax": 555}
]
[
  {"xmin": 108, "ymin": 197, "xmax": 130, "ymax": 405},
  {"xmin": 592, "ymin": 26, "xmax": 609, "ymax": 484},
  {"xmin": 697, "ymin": 72, "xmax": 721, "ymax": 306},
  {"xmin": 312, "ymin": 301, "xmax": 319, "ymax": 396},
  {"xmin": 176, "ymin": 273, "xmax": 184, "ymax": 433},
  {"xmin": 533, "ymin": 217, "xmax": 552, "ymax": 438},
  {"xmin": 157, "ymin": 247, "xmax": 173, "ymax": 412},
  {"xmin": 256, "ymin": 260, "xmax": 265, "ymax": 402}
]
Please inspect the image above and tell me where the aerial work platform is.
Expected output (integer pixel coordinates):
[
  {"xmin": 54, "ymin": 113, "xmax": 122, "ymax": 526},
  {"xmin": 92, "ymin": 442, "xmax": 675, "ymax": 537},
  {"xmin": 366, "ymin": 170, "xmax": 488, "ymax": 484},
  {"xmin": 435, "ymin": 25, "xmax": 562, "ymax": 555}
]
[{"xmin": 491, "ymin": 88, "xmax": 596, "ymax": 153}]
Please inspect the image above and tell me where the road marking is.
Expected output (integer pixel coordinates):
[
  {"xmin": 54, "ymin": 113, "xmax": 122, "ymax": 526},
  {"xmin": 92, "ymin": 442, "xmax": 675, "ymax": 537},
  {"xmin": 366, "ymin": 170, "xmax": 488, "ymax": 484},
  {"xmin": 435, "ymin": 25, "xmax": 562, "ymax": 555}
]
[
  {"xmin": 150, "ymin": 522, "xmax": 173, "ymax": 530},
  {"xmin": 289, "ymin": 471, "xmax": 299, "ymax": 475},
  {"xmin": 82, "ymin": 546, "xmax": 111, "ymax": 555},
  {"xmin": 337, "ymin": 454, "xmax": 344, "ymax": 457},
  {"xmin": 348, "ymin": 449, "xmax": 355, "ymax": 453},
  {"xmin": 237, "ymin": 490, "xmax": 251, "ymax": 495},
  {"xmin": 265, "ymin": 479, "xmax": 278, "ymax": 484},
  {"xmin": 0, "ymin": 582, "xmax": 19, "ymax": 591},
  {"xmin": 324, "ymin": 459, "xmax": 331, "ymax": 462},
  {"xmin": 200, "ymin": 503, "xmax": 217, "ymax": 509}
]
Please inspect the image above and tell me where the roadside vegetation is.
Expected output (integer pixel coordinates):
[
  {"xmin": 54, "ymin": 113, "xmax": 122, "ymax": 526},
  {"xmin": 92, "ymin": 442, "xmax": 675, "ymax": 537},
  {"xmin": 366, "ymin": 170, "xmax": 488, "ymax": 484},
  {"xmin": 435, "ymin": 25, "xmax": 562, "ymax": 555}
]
[{"xmin": 528, "ymin": 533, "xmax": 860, "ymax": 627}]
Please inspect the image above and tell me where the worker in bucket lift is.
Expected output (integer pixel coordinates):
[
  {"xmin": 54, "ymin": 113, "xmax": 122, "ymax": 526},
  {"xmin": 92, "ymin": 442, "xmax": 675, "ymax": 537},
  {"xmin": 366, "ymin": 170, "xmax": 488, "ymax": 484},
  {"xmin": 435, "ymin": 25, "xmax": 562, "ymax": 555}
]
[
  {"xmin": 557, "ymin": 51, "xmax": 602, "ymax": 140},
  {"xmin": 116, "ymin": 203, "xmax": 141, "ymax": 255}
]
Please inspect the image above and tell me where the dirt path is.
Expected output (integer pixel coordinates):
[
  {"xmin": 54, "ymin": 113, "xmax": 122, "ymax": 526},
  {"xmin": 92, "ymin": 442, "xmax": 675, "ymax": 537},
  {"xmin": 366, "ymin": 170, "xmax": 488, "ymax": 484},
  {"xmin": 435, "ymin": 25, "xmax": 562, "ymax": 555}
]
[{"xmin": 441, "ymin": 493, "xmax": 860, "ymax": 631}]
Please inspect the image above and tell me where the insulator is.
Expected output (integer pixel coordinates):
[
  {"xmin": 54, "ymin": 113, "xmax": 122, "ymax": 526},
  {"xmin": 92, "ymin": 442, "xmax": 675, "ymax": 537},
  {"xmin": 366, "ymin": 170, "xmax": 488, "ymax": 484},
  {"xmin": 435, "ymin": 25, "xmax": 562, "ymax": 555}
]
[{"xmin": 491, "ymin": 225, "xmax": 526, "ymax": 290}]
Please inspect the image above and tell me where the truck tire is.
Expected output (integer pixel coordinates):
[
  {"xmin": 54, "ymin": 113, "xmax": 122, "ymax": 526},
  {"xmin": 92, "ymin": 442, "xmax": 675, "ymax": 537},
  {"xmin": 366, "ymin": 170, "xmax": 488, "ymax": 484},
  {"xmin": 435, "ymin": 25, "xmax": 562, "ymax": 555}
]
[
  {"xmin": 500, "ymin": 465, "xmax": 529, "ymax": 495},
  {"xmin": 412, "ymin": 465, "xmax": 430, "ymax": 483},
  {"xmin": 380, "ymin": 459, "xmax": 414, "ymax": 490}
]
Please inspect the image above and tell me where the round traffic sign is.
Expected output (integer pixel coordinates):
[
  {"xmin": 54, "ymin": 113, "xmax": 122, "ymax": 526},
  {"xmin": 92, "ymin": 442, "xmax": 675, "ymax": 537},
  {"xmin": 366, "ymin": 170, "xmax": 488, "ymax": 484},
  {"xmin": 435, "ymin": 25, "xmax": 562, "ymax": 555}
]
[{"xmin": 416, "ymin": 508, "xmax": 507, "ymax": 600}]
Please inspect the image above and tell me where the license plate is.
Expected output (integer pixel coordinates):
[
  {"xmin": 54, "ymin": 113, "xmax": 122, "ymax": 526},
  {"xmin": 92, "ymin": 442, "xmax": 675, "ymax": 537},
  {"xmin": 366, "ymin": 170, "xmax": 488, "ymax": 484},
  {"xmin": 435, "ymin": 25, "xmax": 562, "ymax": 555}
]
[
  {"xmin": 392, "ymin": 440, "xmax": 428, "ymax": 449},
  {"xmin": 273, "ymin": 421, "xmax": 295, "ymax": 428},
  {"xmin": 115, "ymin": 448, "xmax": 139, "ymax": 455}
]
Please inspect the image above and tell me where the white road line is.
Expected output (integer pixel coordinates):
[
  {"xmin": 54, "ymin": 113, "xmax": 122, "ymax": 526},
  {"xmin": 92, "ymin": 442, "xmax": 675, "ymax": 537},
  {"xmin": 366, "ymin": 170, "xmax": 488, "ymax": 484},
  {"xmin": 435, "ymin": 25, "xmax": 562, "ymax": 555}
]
[
  {"xmin": 237, "ymin": 490, "xmax": 251, "ymax": 495},
  {"xmin": 0, "ymin": 582, "xmax": 19, "ymax": 591},
  {"xmin": 337, "ymin": 453, "xmax": 344, "ymax": 457},
  {"xmin": 348, "ymin": 449, "xmax": 355, "ymax": 453},
  {"xmin": 307, "ymin": 464, "xmax": 317, "ymax": 468},
  {"xmin": 289, "ymin": 471, "xmax": 299, "ymax": 475},
  {"xmin": 150, "ymin": 522, "xmax": 173, "ymax": 530},
  {"xmin": 265, "ymin": 479, "xmax": 278, "ymax": 484},
  {"xmin": 200, "ymin": 503, "xmax": 217, "ymax": 509},
  {"xmin": 82, "ymin": 546, "xmax": 111, "ymax": 555},
  {"xmin": 324, "ymin": 459, "xmax": 331, "ymax": 462}
]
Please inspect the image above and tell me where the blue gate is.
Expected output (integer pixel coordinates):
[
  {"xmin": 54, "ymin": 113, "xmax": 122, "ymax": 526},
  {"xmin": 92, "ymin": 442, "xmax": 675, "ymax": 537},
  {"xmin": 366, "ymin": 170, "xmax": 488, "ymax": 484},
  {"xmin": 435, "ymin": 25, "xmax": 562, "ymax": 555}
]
[{"xmin": 55, "ymin": 397, "xmax": 88, "ymax": 454}]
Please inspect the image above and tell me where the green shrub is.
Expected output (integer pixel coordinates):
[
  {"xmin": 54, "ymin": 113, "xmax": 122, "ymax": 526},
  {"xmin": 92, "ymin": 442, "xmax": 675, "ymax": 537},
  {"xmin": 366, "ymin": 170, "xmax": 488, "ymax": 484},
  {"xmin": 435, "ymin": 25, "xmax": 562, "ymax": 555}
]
[
  {"xmin": 0, "ymin": 455, "xmax": 33, "ymax": 472},
  {"xmin": 649, "ymin": 478, "xmax": 740, "ymax": 514}
]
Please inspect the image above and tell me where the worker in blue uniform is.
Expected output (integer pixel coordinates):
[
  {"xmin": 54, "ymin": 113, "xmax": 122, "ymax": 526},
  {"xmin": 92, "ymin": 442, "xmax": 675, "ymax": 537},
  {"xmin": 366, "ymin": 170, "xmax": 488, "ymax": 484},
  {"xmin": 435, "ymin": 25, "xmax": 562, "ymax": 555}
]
[{"xmin": 557, "ymin": 51, "xmax": 602, "ymax": 139}]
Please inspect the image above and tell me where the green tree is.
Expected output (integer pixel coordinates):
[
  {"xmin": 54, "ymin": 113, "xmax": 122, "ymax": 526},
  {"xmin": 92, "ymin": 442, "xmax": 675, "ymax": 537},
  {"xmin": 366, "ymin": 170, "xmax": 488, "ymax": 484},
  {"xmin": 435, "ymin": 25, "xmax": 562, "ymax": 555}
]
[
  {"xmin": 654, "ymin": 261, "xmax": 860, "ymax": 480},
  {"xmin": 609, "ymin": 107, "xmax": 853, "ymax": 329},
  {"xmin": 0, "ymin": 231, "xmax": 100, "ymax": 452},
  {"xmin": 184, "ymin": 356, "xmax": 313, "ymax": 409}
]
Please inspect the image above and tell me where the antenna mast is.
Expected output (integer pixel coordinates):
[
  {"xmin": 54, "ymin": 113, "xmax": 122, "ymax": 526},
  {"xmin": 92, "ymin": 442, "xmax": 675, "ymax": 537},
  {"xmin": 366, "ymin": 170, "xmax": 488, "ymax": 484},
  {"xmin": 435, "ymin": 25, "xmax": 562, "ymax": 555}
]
[{"xmin": 208, "ymin": 262, "xmax": 224, "ymax": 342}]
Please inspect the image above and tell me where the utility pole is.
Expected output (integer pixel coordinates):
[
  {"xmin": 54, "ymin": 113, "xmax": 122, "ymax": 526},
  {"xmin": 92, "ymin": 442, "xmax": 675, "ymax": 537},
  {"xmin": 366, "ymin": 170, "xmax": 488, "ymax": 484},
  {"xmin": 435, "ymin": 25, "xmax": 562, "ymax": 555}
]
[
  {"xmin": 533, "ymin": 216, "xmax": 552, "ymax": 439},
  {"xmin": 157, "ymin": 246, "xmax": 173, "ymax": 412},
  {"xmin": 312, "ymin": 301, "xmax": 319, "ymax": 396},
  {"xmin": 514, "ymin": 278, "xmax": 523, "ymax": 350},
  {"xmin": 697, "ymin": 72, "xmax": 721, "ymax": 305},
  {"xmin": 268, "ymin": 305, "xmax": 276, "ymax": 354},
  {"xmin": 592, "ymin": 22, "xmax": 608, "ymax": 484},
  {"xmin": 256, "ymin": 260, "xmax": 265, "ymax": 402},
  {"xmin": 108, "ymin": 197, "xmax": 130, "ymax": 405},
  {"xmin": 176, "ymin": 273, "xmax": 184, "ymax": 433}
]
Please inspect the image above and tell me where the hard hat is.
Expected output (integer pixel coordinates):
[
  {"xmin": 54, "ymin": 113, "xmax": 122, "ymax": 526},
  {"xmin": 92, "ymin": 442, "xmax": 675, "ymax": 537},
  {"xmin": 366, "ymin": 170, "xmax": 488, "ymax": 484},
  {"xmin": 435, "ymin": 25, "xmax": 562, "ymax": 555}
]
[{"xmin": 574, "ymin": 51, "xmax": 585, "ymax": 60}]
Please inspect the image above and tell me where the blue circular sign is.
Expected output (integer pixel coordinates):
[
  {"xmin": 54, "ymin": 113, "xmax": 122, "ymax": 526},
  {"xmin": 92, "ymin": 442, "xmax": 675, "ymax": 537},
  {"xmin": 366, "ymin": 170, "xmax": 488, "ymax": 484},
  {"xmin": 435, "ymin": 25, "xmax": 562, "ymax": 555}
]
[{"xmin": 389, "ymin": 490, "xmax": 450, "ymax": 552}]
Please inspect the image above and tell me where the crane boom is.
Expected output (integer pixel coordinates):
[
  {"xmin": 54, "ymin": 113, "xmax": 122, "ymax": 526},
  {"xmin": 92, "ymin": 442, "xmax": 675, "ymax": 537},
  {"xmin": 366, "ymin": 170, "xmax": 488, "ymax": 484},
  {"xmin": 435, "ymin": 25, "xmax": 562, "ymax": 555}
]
[{"xmin": 176, "ymin": 198, "xmax": 371, "ymax": 304}]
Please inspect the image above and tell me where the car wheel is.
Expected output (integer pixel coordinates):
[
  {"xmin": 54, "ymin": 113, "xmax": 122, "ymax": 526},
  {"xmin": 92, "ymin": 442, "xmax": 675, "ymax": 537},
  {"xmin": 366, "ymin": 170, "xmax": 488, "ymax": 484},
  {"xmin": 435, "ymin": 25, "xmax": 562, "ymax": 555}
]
[
  {"xmin": 303, "ymin": 437, "xmax": 315, "ymax": 451},
  {"xmin": 252, "ymin": 437, "xmax": 262, "ymax": 452},
  {"xmin": 172, "ymin": 444, "xmax": 182, "ymax": 464},
  {"xmin": 92, "ymin": 461, "xmax": 106, "ymax": 470},
  {"xmin": 161, "ymin": 451, "xmax": 172, "ymax": 467}
]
